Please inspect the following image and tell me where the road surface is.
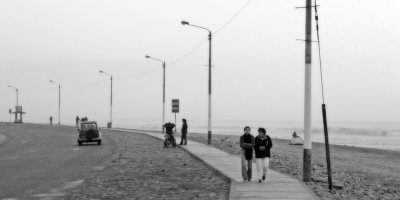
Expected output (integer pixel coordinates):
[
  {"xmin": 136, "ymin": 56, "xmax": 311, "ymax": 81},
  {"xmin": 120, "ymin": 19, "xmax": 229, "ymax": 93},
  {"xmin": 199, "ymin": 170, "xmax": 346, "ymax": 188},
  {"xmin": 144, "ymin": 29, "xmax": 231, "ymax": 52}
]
[{"xmin": 0, "ymin": 123, "xmax": 116, "ymax": 200}]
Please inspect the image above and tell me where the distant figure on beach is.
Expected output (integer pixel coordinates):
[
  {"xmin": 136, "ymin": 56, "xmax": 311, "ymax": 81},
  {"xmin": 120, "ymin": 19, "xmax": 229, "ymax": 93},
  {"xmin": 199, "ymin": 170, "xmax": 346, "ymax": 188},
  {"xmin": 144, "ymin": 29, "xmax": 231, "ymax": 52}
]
[
  {"xmin": 75, "ymin": 116, "xmax": 80, "ymax": 127},
  {"xmin": 254, "ymin": 128, "xmax": 273, "ymax": 183},
  {"xmin": 49, "ymin": 116, "xmax": 53, "ymax": 125},
  {"xmin": 240, "ymin": 126, "xmax": 255, "ymax": 182},
  {"xmin": 290, "ymin": 131, "xmax": 304, "ymax": 145},
  {"xmin": 164, "ymin": 122, "xmax": 176, "ymax": 147},
  {"xmin": 180, "ymin": 119, "xmax": 188, "ymax": 145}
]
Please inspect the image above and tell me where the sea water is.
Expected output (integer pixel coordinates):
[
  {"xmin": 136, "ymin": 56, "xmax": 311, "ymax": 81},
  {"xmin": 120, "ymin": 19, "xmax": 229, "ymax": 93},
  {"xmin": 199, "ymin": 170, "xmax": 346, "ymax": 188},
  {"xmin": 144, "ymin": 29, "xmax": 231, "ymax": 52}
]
[
  {"xmin": 23, "ymin": 118, "xmax": 400, "ymax": 151},
  {"xmin": 115, "ymin": 119, "xmax": 400, "ymax": 151}
]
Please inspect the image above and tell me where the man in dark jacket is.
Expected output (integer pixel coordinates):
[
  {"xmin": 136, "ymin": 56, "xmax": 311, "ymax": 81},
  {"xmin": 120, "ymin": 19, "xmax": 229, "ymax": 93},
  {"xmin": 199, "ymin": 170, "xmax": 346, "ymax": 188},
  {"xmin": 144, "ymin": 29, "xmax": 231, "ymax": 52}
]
[
  {"xmin": 240, "ymin": 126, "xmax": 255, "ymax": 182},
  {"xmin": 254, "ymin": 127, "xmax": 273, "ymax": 183},
  {"xmin": 179, "ymin": 119, "xmax": 188, "ymax": 145},
  {"xmin": 164, "ymin": 122, "xmax": 176, "ymax": 147}
]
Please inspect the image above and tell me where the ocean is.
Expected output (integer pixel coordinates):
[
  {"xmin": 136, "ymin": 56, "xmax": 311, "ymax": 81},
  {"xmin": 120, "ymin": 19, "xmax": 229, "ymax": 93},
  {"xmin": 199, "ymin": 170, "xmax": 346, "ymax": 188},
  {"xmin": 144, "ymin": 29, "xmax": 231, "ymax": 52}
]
[
  {"xmin": 116, "ymin": 119, "xmax": 400, "ymax": 151},
  {"xmin": 21, "ymin": 118, "xmax": 400, "ymax": 151}
]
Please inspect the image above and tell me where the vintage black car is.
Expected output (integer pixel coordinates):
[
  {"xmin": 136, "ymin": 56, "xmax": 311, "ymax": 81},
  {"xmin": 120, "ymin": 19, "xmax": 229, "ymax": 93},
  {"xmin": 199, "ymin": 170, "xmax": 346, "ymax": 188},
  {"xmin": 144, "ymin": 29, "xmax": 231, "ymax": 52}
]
[{"xmin": 77, "ymin": 121, "xmax": 102, "ymax": 145}]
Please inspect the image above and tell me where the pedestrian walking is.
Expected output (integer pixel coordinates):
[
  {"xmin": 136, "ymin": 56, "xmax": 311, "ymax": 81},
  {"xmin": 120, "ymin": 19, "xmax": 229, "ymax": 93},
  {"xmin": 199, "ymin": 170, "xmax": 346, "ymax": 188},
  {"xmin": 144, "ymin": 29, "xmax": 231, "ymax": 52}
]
[
  {"xmin": 49, "ymin": 116, "xmax": 53, "ymax": 125},
  {"xmin": 240, "ymin": 126, "xmax": 255, "ymax": 182},
  {"xmin": 180, "ymin": 118, "xmax": 188, "ymax": 145},
  {"xmin": 254, "ymin": 127, "xmax": 273, "ymax": 183}
]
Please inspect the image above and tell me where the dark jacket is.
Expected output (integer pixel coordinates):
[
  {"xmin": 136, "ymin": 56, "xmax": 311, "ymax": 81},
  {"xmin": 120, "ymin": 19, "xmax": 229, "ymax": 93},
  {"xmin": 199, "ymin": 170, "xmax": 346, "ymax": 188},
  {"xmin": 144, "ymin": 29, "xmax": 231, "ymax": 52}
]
[
  {"xmin": 240, "ymin": 133, "xmax": 255, "ymax": 160},
  {"xmin": 254, "ymin": 135, "xmax": 273, "ymax": 158},
  {"xmin": 164, "ymin": 123, "xmax": 175, "ymax": 135},
  {"xmin": 181, "ymin": 123, "xmax": 188, "ymax": 134}
]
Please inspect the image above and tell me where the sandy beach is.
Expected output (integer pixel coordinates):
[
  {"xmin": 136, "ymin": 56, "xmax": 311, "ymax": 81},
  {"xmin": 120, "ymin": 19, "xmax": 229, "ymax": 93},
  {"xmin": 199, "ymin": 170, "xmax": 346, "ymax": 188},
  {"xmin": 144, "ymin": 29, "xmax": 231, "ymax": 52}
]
[
  {"xmin": 180, "ymin": 132, "xmax": 400, "ymax": 200},
  {"xmin": 65, "ymin": 130, "xmax": 230, "ymax": 200}
]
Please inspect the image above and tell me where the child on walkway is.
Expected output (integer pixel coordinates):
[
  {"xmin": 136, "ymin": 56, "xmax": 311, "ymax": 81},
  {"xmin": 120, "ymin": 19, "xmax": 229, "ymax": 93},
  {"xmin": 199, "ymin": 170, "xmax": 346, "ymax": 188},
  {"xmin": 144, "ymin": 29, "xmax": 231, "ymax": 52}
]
[
  {"xmin": 254, "ymin": 127, "xmax": 273, "ymax": 183},
  {"xmin": 240, "ymin": 126, "xmax": 255, "ymax": 182}
]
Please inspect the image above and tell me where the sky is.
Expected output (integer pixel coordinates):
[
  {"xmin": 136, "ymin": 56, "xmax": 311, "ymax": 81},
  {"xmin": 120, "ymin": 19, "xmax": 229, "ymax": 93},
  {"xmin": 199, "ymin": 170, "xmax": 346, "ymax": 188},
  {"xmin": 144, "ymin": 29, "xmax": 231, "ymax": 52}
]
[{"xmin": 0, "ymin": 0, "xmax": 399, "ymax": 128}]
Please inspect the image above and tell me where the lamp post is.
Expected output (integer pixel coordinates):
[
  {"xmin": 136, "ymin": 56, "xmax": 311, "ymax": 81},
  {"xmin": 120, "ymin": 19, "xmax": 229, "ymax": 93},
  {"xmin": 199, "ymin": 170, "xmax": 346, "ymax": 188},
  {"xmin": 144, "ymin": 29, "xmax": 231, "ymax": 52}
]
[
  {"xmin": 181, "ymin": 20, "xmax": 212, "ymax": 145},
  {"xmin": 8, "ymin": 85, "xmax": 19, "ymax": 123},
  {"xmin": 145, "ymin": 55, "xmax": 166, "ymax": 134},
  {"xmin": 99, "ymin": 70, "xmax": 113, "ymax": 128},
  {"xmin": 8, "ymin": 85, "xmax": 18, "ymax": 107},
  {"xmin": 49, "ymin": 80, "xmax": 61, "ymax": 125}
]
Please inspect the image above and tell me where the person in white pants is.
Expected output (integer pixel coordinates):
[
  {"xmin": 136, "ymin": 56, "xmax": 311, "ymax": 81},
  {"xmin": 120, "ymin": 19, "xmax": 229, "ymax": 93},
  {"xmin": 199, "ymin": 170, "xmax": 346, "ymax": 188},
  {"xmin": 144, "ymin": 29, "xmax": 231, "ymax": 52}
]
[{"xmin": 254, "ymin": 127, "xmax": 273, "ymax": 183}]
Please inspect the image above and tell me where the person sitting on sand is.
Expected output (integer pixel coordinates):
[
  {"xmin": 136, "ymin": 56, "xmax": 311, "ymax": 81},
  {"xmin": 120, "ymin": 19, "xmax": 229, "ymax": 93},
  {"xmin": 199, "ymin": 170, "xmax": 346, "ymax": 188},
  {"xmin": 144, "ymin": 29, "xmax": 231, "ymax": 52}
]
[
  {"xmin": 290, "ymin": 131, "xmax": 304, "ymax": 145},
  {"xmin": 254, "ymin": 128, "xmax": 273, "ymax": 183},
  {"xmin": 240, "ymin": 126, "xmax": 255, "ymax": 182}
]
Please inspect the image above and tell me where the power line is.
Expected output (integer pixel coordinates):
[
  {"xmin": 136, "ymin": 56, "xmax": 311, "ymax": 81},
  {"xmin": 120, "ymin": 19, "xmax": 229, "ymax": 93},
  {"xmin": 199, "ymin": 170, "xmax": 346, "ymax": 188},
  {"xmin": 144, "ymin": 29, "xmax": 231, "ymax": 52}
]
[{"xmin": 169, "ymin": 0, "xmax": 254, "ymax": 66}]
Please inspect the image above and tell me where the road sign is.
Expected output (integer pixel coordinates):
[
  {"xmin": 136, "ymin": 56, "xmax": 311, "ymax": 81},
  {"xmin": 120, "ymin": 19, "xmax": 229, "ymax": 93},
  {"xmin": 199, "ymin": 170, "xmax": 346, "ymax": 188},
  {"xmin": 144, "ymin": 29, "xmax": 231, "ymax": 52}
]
[{"xmin": 172, "ymin": 99, "xmax": 179, "ymax": 113}]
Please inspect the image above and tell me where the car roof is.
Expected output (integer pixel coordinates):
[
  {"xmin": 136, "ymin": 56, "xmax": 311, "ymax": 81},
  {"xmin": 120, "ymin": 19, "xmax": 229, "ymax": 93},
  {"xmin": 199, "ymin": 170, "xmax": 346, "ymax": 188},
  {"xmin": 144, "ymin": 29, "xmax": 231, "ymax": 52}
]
[{"xmin": 81, "ymin": 121, "xmax": 97, "ymax": 124}]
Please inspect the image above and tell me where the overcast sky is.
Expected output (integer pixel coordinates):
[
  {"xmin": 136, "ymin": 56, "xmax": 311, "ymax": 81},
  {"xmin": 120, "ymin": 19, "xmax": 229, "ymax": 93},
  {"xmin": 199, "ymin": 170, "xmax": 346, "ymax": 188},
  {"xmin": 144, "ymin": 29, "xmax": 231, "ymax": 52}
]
[{"xmin": 0, "ymin": 0, "xmax": 399, "ymax": 127}]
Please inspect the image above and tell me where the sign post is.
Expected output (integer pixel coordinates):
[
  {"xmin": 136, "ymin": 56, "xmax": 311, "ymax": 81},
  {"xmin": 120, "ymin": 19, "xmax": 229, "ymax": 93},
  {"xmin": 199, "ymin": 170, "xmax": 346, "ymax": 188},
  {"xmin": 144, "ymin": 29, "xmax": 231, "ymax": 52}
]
[{"xmin": 172, "ymin": 99, "xmax": 179, "ymax": 132}]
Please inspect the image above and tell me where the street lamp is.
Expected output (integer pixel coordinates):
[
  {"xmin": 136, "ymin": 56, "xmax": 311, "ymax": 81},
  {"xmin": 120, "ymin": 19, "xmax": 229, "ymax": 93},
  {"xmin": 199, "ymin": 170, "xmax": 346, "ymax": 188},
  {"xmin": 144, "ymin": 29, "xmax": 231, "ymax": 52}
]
[
  {"xmin": 8, "ymin": 85, "xmax": 18, "ymax": 107},
  {"xmin": 8, "ymin": 85, "xmax": 19, "ymax": 123},
  {"xmin": 49, "ymin": 80, "xmax": 61, "ymax": 125},
  {"xmin": 181, "ymin": 20, "xmax": 213, "ymax": 145},
  {"xmin": 145, "ymin": 55, "xmax": 166, "ymax": 134},
  {"xmin": 99, "ymin": 70, "xmax": 113, "ymax": 128}
]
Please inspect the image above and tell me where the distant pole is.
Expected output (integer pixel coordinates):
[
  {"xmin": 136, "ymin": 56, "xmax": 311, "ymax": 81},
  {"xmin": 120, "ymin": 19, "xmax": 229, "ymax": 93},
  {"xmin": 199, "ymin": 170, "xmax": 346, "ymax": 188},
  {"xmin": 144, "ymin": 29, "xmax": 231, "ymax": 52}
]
[
  {"xmin": 16, "ymin": 89, "xmax": 19, "ymax": 106},
  {"xmin": 145, "ymin": 55, "xmax": 166, "ymax": 134},
  {"xmin": 49, "ymin": 80, "xmax": 61, "ymax": 125},
  {"xmin": 208, "ymin": 31, "xmax": 212, "ymax": 145},
  {"xmin": 8, "ymin": 85, "xmax": 19, "ymax": 123},
  {"xmin": 163, "ymin": 61, "xmax": 166, "ymax": 134},
  {"xmin": 110, "ymin": 75, "xmax": 113, "ymax": 128},
  {"xmin": 99, "ymin": 71, "xmax": 113, "ymax": 128},
  {"xmin": 303, "ymin": 0, "xmax": 313, "ymax": 182},
  {"xmin": 58, "ymin": 85, "xmax": 61, "ymax": 125}
]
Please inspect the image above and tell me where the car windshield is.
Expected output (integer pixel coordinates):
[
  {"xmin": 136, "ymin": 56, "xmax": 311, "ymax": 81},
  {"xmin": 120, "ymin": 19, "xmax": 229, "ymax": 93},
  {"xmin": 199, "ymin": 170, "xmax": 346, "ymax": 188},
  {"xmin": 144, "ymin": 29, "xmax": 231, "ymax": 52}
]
[{"xmin": 81, "ymin": 123, "xmax": 97, "ymax": 129}]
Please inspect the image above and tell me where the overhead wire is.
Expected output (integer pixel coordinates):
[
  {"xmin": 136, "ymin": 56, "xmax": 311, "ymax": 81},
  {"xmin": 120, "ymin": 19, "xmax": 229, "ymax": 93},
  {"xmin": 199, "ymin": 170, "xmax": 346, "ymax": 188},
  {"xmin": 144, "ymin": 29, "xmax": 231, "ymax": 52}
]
[{"xmin": 168, "ymin": 0, "xmax": 254, "ymax": 66}]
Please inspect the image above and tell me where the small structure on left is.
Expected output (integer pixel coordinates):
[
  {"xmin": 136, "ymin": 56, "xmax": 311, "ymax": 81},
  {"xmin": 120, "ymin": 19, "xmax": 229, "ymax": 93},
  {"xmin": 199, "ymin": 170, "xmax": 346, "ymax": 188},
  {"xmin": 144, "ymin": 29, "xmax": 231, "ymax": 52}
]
[{"xmin": 11, "ymin": 106, "xmax": 26, "ymax": 123}]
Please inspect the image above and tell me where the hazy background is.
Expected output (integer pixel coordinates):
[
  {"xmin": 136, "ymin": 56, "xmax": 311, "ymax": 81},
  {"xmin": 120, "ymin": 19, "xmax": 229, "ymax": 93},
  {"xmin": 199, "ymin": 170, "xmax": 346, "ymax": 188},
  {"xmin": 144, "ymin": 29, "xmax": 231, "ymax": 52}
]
[{"xmin": 1, "ymin": 0, "xmax": 399, "ymax": 129}]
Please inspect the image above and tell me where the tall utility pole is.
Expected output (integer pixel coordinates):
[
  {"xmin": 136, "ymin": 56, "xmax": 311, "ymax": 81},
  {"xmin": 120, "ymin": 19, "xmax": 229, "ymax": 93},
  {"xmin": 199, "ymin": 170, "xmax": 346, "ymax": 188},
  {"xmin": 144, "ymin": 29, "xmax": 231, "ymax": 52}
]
[
  {"xmin": 8, "ymin": 85, "xmax": 19, "ymax": 123},
  {"xmin": 49, "ymin": 80, "xmax": 61, "ymax": 125},
  {"xmin": 303, "ymin": 0, "xmax": 313, "ymax": 182},
  {"xmin": 162, "ymin": 61, "xmax": 166, "ymax": 133},
  {"xmin": 99, "ymin": 71, "xmax": 113, "ymax": 128},
  {"xmin": 145, "ymin": 55, "xmax": 166, "ymax": 134},
  {"xmin": 181, "ymin": 20, "xmax": 213, "ymax": 145}
]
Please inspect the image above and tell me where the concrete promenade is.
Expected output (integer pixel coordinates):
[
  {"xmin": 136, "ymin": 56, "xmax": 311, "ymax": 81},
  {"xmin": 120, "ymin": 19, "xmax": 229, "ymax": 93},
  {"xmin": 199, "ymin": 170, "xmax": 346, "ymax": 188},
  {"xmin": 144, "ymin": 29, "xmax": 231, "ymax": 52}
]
[{"xmin": 113, "ymin": 129, "xmax": 319, "ymax": 200}]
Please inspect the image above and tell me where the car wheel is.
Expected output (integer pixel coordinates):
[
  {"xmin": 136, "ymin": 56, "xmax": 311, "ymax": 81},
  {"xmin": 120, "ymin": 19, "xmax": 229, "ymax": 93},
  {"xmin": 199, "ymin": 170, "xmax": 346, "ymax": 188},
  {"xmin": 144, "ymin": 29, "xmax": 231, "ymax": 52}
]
[
  {"xmin": 78, "ymin": 141, "xmax": 82, "ymax": 146},
  {"xmin": 97, "ymin": 141, "xmax": 101, "ymax": 145}
]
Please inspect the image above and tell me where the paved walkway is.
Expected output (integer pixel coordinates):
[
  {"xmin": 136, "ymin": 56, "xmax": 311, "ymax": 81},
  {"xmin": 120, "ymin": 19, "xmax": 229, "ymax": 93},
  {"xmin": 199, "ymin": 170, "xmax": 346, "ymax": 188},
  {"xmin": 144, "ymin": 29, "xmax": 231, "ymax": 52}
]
[{"xmin": 112, "ymin": 129, "xmax": 319, "ymax": 200}]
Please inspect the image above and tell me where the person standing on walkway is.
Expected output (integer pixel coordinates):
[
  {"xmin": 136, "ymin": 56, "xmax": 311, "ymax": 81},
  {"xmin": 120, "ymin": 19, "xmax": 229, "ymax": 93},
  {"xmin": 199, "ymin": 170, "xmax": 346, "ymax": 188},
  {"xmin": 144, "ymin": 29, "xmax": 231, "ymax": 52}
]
[
  {"xmin": 49, "ymin": 116, "xmax": 53, "ymax": 125},
  {"xmin": 180, "ymin": 118, "xmax": 188, "ymax": 145},
  {"xmin": 240, "ymin": 126, "xmax": 255, "ymax": 182},
  {"xmin": 75, "ymin": 116, "xmax": 80, "ymax": 127},
  {"xmin": 254, "ymin": 127, "xmax": 273, "ymax": 183}
]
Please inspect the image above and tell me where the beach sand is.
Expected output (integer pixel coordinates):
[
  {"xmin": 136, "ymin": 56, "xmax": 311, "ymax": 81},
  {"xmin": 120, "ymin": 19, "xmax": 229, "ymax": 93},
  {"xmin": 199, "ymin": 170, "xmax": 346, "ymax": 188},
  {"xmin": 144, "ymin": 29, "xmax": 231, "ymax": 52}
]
[
  {"xmin": 65, "ymin": 130, "xmax": 230, "ymax": 200},
  {"xmin": 182, "ymin": 132, "xmax": 400, "ymax": 200}
]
